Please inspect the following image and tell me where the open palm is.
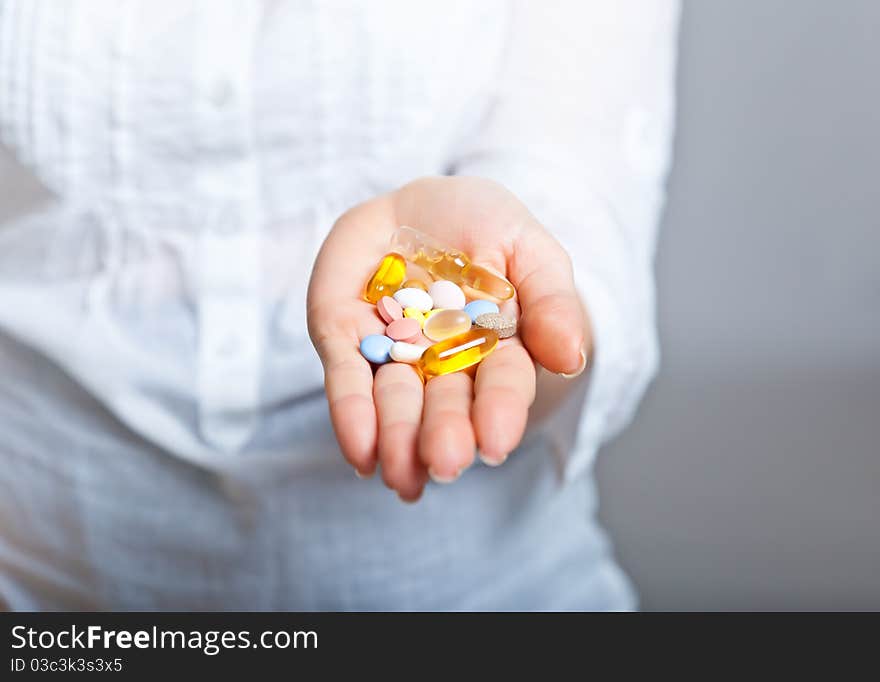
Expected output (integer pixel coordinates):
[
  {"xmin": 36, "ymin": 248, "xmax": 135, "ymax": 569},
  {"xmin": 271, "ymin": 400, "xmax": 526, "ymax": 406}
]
[{"xmin": 307, "ymin": 176, "xmax": 588, "ymax": 501}]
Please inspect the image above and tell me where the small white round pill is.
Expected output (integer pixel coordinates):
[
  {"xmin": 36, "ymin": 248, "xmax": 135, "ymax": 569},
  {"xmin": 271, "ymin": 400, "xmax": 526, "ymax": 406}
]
[
  {"xmin": 389, "ymin": 341, "xmax": 426, "ymax": 364},
  {"xmin": 393, "ymin": 287, "xmax": 434, "ymax": 312},
  {"xmin": 428, "ymin": 280, "xmax": 466, "ymax": 310}
]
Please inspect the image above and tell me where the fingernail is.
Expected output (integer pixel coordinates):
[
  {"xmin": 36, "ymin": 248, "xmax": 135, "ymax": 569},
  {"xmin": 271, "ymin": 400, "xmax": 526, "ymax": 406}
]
[
  {"xmin": 355, "ymin": 468, "xmax": 374, "ymax": 480},
  {"xmin": 559, "ymin": 348, "xmax": 587, "ymax": 379},
  {"xmin": 428, "ymin": 467, "xmax": 459, "ymax": 484},
  {"xmin": 398, "ymin": 492, "xmax": 421, "ymax": 504},
  {"xmin": 479, "ymin": 452, "xmax": 508, "ymax": 467}
]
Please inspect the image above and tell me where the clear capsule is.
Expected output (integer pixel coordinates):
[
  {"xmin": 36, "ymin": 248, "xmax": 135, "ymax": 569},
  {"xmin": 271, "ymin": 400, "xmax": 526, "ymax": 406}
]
[
  {"xmin": 391, "ymin": 226, "xmax": 514, "ymax": 300},
  {"xmin": 418, "ymin": 329, "xmax": 498, "ymax": 378},
  {"xmin": 423, "ymin": 308, "xmax": 472, "ymax": 342},
  {"xmin": 363, "ymin": 252, "xmax": 406, "ymax": 304},
  {"xmin": 460, "ymin": 264, "xmax": 515, "ymax": 300}
]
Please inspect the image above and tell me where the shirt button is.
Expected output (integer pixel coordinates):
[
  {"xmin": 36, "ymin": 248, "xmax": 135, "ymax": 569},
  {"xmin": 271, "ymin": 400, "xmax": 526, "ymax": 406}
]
[{"xmin": 208, "ymin": 79, "xmax": 235, "ymax": 109}]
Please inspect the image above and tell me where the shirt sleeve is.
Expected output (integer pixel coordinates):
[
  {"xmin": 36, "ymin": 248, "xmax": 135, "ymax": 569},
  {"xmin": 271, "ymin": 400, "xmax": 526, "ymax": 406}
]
[{"xmin": 451, "ymin": 1, "xmax": 680, "ymax": 480}]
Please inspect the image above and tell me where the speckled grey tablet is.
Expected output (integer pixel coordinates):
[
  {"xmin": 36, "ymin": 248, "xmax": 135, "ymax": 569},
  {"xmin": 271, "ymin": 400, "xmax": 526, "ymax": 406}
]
[{"xmin": 474, "ymin": 312, "xmax": 517, "ymax": 339}]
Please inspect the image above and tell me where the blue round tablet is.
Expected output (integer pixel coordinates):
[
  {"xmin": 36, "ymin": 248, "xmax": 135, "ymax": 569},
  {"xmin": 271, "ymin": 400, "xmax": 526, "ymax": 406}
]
[
  {"xmin": 359, "ymin": 334, "xmax": 394, "ymax": 364},
  {"xmin": 463, "ymin": 300, "xmax": 500, "ymax": 322}
]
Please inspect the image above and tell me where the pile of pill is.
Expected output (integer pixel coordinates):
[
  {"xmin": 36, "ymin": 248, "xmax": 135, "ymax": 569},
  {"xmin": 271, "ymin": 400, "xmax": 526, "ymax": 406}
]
[{"xmin": 359, "ymin": 226, "xmax": 518, "ymax": 378}]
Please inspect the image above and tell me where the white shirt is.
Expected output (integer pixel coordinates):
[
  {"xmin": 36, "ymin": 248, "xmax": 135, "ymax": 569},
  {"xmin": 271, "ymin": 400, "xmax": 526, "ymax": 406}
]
[{"xmin": 0, "ymin": 0, "xmax": 678, "ymax": 610}]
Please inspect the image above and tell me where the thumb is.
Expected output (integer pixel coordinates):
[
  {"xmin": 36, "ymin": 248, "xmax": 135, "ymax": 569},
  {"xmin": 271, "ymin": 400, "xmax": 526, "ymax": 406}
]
[{"xmin": 513, "ymin": 229, "xmax": 589, "ymax": 377}]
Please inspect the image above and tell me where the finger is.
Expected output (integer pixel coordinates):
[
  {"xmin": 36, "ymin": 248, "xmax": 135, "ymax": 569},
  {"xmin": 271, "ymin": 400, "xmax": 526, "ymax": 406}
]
[
  {"xmin": 374, "ymin": 362, "xmax": 428, "ymax": 501},
  {"xmin": 419, "ymin": 372, "xmax": 476, "ymax": 483},
  {"xmin": 472, "ymin": 340, "xmax": 536, "ymax": 466},
  {"xmin": 314, "ymin": 332, "xmax": 378, "ymax": 476},
  {"xmin": 511, "ymin": 226, "xmax": 589, "ymax": 377},
  {"xmin": 304, "ymin": 195, "xmax": 400, "ymax": 477}
]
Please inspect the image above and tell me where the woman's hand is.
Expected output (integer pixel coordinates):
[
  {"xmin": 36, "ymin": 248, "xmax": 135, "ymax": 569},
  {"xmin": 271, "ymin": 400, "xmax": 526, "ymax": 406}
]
[{"xmin": 307, "ymin": 176, "xmax": 589, "ymax": 501}]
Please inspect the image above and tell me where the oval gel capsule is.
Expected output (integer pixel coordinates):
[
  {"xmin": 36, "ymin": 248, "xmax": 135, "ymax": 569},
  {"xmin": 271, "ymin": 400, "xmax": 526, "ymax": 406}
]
[
  {"xmin": 461, "ymin": 264, "xmax": 515, "ymax": 300},
  {"xmin": 390, "ymin": 226, "xmax": 515, "ymax": 300},
  {"xmin": 418, "ymin": 329, "xmax": 498, "ymax": 378},
  {"xmin": 363, "ymin": 253, "xmax": 406, "ymax": 304},
  {"xmin": 423, "ymin": 308, "xmax": 471, "ymax": 342}
]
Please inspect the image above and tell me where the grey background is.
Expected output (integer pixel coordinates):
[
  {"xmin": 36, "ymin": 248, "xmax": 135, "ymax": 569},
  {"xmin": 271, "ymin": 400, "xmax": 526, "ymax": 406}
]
[{"xmin": 596, "ymin": 0, "xmax": 880, "ymax": 610}]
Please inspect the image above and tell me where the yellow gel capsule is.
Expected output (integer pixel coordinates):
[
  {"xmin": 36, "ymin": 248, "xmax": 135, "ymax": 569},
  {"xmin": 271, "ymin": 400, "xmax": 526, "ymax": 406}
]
[
  {"xmin": 403, "ymin": 307, "xmax": 426, "ymax": 327},
  {"xmin": 391, "ymin": 226, "xmax": 515, "ymax": 301},
  {"xmin": 461, "ymin": 264, "xmax": 515, "ymax": 301},
  {"xmin": 423, "ymin": 308, "xmax": 472, "ymax": 342},
  {"xmin": 363, "ymin": 252, "xmax": 406, "ymax": 304},
  {"xmin": 418, "ymin": 329, "xmax": 498, "ymax": 378},
  {"xmin": 402, "ymin": 279, "xmax": 429, "ymax": 292},
  {"xmin": 429, "ymin": 251, "xmax": 471, "ymax": 281}
]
